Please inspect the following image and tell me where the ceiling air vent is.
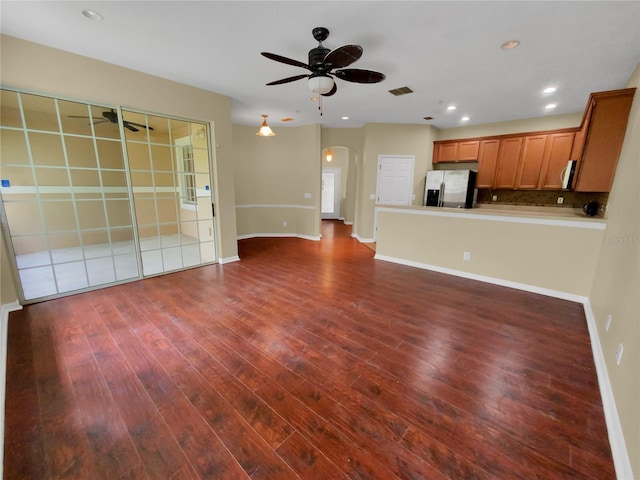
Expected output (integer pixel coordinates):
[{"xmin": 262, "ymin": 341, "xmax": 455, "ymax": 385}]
[{"xmin": 388, "ymin": 86, "xmax": 414, "ymax": 96}]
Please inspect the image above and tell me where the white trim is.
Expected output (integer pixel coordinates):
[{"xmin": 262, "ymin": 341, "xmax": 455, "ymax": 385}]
[
  {"xmin": 374, "ymin": 254, "xmax": 588, "ymax": 302},
  {"xmin": 237, "ymin": 233, "xmax": 321, "ymax": 241},
  {"xmin": 351, "ymin": 233, "xmax": 375, "ymax": 243},
  {"xmin": 375, "ymin": 206, "xmax": 607, "ymax": 230},
  {"xmin": 1, "ymin": 301, "xmax": 23, "ymax": 480},
  {"xmin": 373, "ymin": 253, "xmax": 632, "ymax": 480},
  {"xmin": 219, "ymin": 255, "xmax": 240, "ymax": 264},
  {"xmin": 236, "ymin": 204, "xmax": 315, "ymax": 210},
  {"xmin": 582, "ymin": 300, "xmax": 633, "ymax": 480}
]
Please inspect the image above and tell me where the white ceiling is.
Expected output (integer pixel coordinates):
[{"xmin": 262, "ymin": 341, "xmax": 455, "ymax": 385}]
[{"xmin": 1, "ymin": 1, "xmax": 639, "ymax": 130}]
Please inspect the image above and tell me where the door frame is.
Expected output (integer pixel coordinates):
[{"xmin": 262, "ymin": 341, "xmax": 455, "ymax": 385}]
[{"xmin": 321, "ymin": 167, "xmax": 341, "ymax": 220}]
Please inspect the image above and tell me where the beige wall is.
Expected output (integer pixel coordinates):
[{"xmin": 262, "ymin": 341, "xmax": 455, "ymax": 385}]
[
  {"xmin": 357, "ymin": 123, "xmax": 438, "ymax": 239},
  {"xmin": 233, "ymin": 123, "xmax": 321, "ymax": 239},
  {"xmin": 0, "ymin": 35, "xmax": 237, "ymax": 263},
  {"xmin": 376, "ymin": 209, "xmax": 604, "ymax": 296},
  {"xmin": 435, "ymin": 112, "xmax": 583, "ymax": 140},
  {"xmin": 589, "ymin": 64, "xmax": 640, "ymax": 478}
]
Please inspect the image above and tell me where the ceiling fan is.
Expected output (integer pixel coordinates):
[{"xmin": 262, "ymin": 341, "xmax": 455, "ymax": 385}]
[
  {"xmin": 261, "ymin": 27, "xmax": 386, "ymax": 98},
  {"xmin": 69, "ymin": 109, "xmax": 154, "ymax": 132}
]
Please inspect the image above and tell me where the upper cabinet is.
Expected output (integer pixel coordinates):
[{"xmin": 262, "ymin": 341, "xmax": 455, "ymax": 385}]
[
  {"xmin": 538, "ymin": 132, "xmax": 575, "ymax": 189},
  {"xmin": 433, "ymin": 139, "xmax": 479, "ymax": 163},
  {"xmin": 476, "ymin": 139, "xmax": 500, "ymax": 189},
  {"xmin": 493, "ymin": 137, "xmax": 523, "ymax": 189},
  {"xmin": 573, "ymin": 89, "xmax": 635, "ymax": 192},
  {"xmin": 431, "ymin": 88, "xmax": 635, "ymax": 192}
]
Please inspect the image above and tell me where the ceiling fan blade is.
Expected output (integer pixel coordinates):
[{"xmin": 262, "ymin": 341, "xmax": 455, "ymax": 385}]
[
  {"xmin": 321, "ymin": 82, "xmax": 338, "ymax": 97},
  {"xmin": 334, "ymin": 68, "xmax": 386, "ymax": 84},
  {"xmin": 123, "ymin": 123, "xmax": 140, "ymax": 132},
  {"xmin": 261, "ymin": 52, "xmax": 310, "ymax": 70},
  {"xmin": 67, "ymin": 115, "xmax": 92, "ymax": 119},
  {"xmin": 266, "ymin": 74, "xmax": 309, "ymax": 86},
  {"xmin": 124, "ymin": 120, "xmax": 154, "ymax": 130},
  {"xmin": 324, "ymin": 44, "xmax": 363, "ymax": 69}
]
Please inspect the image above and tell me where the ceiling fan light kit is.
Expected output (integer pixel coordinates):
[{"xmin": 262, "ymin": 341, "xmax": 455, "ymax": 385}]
[
  {"xmin": 256, "ymin": 114, "xmax": 275, "ymax": 137},
  {"xmin": 308, "ymin": 75, "xmax": 335, "ymax": 95},
  {"xmin": 261, "ymin": 26, "xmax": 385, "ymax": 107}
]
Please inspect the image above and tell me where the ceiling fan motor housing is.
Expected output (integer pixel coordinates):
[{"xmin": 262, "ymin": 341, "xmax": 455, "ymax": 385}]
[{"xmin": 309, "ymin": 47, "xmax": 331, "ymax": 71}]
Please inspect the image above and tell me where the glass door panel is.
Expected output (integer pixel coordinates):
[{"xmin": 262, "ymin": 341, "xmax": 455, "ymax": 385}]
[
  {"xmin": 123, "ymin": 111, "xmax": 216, "ymax": 276},
  {"xmin": 0, "ymin": 90, "xmax": 140, "ymax": 302}
]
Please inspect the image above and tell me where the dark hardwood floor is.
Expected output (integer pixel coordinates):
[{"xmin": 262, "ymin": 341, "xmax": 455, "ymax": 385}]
[{"xmin": 4, "ymin": 220, "xmax": 615, "ymax": 479}]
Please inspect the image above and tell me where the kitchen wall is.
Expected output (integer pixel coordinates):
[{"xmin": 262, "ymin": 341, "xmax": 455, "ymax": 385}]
[
  {"xmin": 436, "ymin": 112, "xmax": 583, "ymax": 140},
  {"xmin": 589, "ymin": 63, "xmax": 639, "ymax": 479},
  {"xmin": 476, "ymin": 189, "xmax": 609, "ymax": 212}
]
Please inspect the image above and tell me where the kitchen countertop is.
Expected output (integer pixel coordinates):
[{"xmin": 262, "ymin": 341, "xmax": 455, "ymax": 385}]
[{"xmin": 375, "ymin": 203, "xmax": 607, "ymax": 229}]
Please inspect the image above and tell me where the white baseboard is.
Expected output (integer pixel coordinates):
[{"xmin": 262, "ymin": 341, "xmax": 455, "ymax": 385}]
[
  {"xmin": 373, "ymin": 254, "xmax": 632, "ymax": 479},
  {"xmin": 237, "ymin": 233, "xmax": 321, "ymax": 241},
  {"xmin": 1, "ymin": 301, "xmax": 23, "ymax": 480},
  {"xmin": 582, "ymin": 300, "xmax": 633, "ymax": 480},
  {"xmin": 218, "ymin": 255, "xmax": 240, "ymax": 264},
  {"xmin": 374, "ymin": 254, "xmax": 587, "ymax": 302},
  {"xmin": 352, "ymin": 233, "xmax": 375, "ymax": 243}
]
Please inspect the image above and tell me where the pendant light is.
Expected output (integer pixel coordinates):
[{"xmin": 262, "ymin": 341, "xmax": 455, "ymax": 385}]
[
  {"xmin": 325, "ymin": 148, "xmax": 333, "ymax": 162},
  {"xmin": 256, "ymin": 114, "xmax": 275, "ymax": 136}
]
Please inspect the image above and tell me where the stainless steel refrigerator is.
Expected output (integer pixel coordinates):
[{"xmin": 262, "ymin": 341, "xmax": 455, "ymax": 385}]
[{"xmin": 424, "ymin": 170, "xmax": 477, "ymax": 208}]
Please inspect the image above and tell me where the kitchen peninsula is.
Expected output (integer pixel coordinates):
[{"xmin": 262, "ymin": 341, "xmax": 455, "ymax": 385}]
[{"xmin": 374, "ymin": 205, "xmax": 605, "ymax": 299}]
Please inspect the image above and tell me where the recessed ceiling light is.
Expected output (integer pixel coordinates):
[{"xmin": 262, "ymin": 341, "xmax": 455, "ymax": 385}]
[
  {"xmin": 461, "ymin": 116, "xmax": 471, "ymax": 122},
  {"xmin": 82, "ymin": 9, "xmax": 104, "ymax": 21},
  {"xmin": 447, "ymin": 105, "xmax": 457, "ymax": 111},
  {"xmin": 545, "ymin": 103, "xmax": 558, "ymax": 110},
  {"xmin": 341, "ymin": 116, "xmax": 349, "ymax": 120},
  {"xmin": 543, "ymin": 87, "xmax": 557, "ymax": 94},
  {"xmin": 501, "ymin": 40, "xmax": 520, "ymax": 50}
]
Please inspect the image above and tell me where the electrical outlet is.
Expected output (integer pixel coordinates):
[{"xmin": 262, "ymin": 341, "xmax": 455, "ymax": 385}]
[
  {"xmin": 557, "ymin": 196, "xmax": 564, "ymax": 204},
  {"xmin": 492, "ymin": 195, "xmax": 498, "ymax": 201},
  {"xmin": 304, "ymin": 193, "xmax": 311, "ymax": 199},
  {"xmin": 463, "ymin": 251, "xmax": 471, "ymax": 261},
  {"xmin": 605, "ymin": 314, "xmax": 612, "ymax": 332},
  {"xmin": 283, "ymin": 221, "xmax": 287, "ymax": 227},
  {"xmin": 616, "ymin": 343, "xmax": 624, "ymax": 365}
]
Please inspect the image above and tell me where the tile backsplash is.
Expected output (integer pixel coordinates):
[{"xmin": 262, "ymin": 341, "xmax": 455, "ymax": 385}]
[{"xmin": 477, "ymin": 189, "xmax": 609, "ymax": 210}]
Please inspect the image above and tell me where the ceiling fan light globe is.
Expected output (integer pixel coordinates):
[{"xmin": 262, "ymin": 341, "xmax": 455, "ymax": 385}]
[{"xmin": 308, "ymin": 76, "xmax": 334, "ymax": 95}]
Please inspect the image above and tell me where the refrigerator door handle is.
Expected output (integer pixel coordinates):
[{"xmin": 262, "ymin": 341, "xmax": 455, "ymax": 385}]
[{"xmin": 439, "ymin": 182, "xmax": 445, "ymax": 207}]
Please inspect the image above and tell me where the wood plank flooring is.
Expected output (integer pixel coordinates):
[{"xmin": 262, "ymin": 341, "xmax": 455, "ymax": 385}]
[{"xmin": 4, "ymin": 220, "xmax": 615, "ymax": 479}]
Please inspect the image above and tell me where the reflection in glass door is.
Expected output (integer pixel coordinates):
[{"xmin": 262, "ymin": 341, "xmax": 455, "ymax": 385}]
[
  {"xmin": 0, "ymin": 90, "xmax": 139, "ymax": 301},
  {"xmin": 123, "ymin": 111, "xmax": 216, "ymax": 276}
]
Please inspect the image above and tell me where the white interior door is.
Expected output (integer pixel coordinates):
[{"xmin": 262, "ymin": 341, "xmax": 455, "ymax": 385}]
[
  {"xmin": 321, "ymin": 167, "xmax": 341, "ymax": 219},
  {"xmin": 376, "ymin": 155, "xmax": 414, "ymax": 205}
]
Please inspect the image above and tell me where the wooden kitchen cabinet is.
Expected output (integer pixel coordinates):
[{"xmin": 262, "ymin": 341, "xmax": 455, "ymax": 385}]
[
  {"xmin": 574, "ymin": 88, "xmax": 635, "ymax": 192},
  {"xmin": 432, "ymin": 139, "xmax": 480, "ymax": 163},
  {"xmin": 516, "ymin": 134, "xmax": 547, "ymax": 189},
  {"xmin": 538, "ymin": 132, "xmax": 575, "ymax": 189},
  {"xmin": 476, "ymin": 139, "xmax": 500, "ymax": 188},
  {"xmin": 493, "ymin": 137, "xmax": 523, "ymax": 189}
]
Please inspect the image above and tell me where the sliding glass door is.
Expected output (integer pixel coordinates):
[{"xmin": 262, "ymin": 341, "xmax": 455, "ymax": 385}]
[
  {"xmin": 0, "ymin": 89, "xmax": 216, "ymax": 303},
  {"xmin": 122, "ymin": 110, "xmax": 216, "ymax": 277}
]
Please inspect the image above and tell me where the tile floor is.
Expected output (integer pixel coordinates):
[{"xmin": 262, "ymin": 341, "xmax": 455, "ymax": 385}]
[{"xmin": 15, "ymin": 234, "xmax": 213, "ymax": 300}]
